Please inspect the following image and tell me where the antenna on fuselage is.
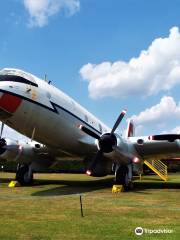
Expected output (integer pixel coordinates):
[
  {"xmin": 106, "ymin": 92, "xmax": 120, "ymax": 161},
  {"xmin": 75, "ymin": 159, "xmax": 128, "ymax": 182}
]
[
  {"xmin": 44, "ymin": 74, "xmax": 47, "ymax": 82},
  {"xmin": 31, "ymin": 127, "xmax": 36, "ymax": 142},
  {"xmin": 44, "ymin": 74, "xmax": 51, "ymax": 85}
]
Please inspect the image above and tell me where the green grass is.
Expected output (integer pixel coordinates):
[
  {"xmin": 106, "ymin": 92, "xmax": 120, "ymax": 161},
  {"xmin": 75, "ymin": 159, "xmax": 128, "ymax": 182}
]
[{"xmin": 0, "ymin": 172, "xmax": 180, "ymax": 240}]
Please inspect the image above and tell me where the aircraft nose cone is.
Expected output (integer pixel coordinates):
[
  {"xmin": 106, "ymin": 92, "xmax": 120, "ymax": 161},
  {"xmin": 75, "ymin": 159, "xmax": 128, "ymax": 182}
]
[{"xmin": 0, "ymin": 93, "xmax": 22, "ymax": 114}]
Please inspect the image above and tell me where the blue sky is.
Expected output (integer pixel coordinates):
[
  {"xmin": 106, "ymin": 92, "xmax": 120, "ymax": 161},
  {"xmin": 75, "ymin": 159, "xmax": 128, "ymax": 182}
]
[{"xmin": 1, "ymin": 0, "xmax": 180, "ymax": 139}]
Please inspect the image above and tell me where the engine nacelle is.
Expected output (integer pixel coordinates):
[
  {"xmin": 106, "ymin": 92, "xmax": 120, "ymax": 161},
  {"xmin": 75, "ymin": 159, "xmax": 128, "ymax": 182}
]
[
  {"xmin": 0, "ymin": 138, "xmax": 21, "ymax": 161},
  {"xmin": 0, "ymin": 138, "xmax": 46, "ymax": 164}
]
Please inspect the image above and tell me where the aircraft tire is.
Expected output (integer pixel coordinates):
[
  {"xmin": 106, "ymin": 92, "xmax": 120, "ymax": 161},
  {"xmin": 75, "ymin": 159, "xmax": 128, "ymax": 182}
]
[
  {"xmin": 16, "ymin": 164, "xmax": 33, "ymax": 185},
  {"xmin": 115, "ymin": 165, "xmax": 129, "ymax": 189}
]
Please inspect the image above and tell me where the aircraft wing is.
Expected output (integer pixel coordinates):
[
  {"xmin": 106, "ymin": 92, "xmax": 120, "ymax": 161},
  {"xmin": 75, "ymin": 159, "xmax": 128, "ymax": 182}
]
[{"xmin": 128, "ymin": 136, "xmax": 180, "ymax": 161}]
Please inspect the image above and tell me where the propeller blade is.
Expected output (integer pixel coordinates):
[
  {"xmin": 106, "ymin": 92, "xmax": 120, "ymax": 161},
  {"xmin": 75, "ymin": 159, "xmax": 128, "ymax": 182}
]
[
  {"xmin": 148, "ymin": 134, "xmax": 180, "ymax": 142},
  {"xmin": 111, "ymin": 109, "xmax": 127, "ymax": 134},
  {"xmin": 0, "ymin": 138, "xmax": 6, "ymax": 148},
  {"xmin": 86, "ymin": 150, "xmax": 103, "ymax": 176},
  {"xmin": 0, "ymin": 122, "xmax": 4, "ymax": 138},
  {"xmin": 78, "ymin": 125, "xmax": 100, "ymax": 139}
]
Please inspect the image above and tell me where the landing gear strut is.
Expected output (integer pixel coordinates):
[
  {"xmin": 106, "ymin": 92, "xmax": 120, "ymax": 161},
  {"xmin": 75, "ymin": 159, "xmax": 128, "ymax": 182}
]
[
  {"xmin": 16, "ymin": 164, "xmax": 33, "ymax": 185},
  {"xmin": 114, "ymin": 164, "xmax": 133, "ymax": 190}
]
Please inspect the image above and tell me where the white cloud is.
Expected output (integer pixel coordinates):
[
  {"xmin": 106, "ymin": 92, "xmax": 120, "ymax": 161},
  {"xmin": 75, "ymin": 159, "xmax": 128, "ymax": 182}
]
[
  {"xmin": 130, "ymin": 96, "xmax": 180, "ymax": 125},
  {"xmin": 23, "ymin": 0, "xmax": 80, "ymax": 27},
  {"xmin": 80, "ymin": 27, "xmax": 180, "ymax": 99},
  {"xmin": 128, "ymin": 96, "xmax": 180, "ymax": 135},
  {"xmin": 162, "ymin": 126, "xmax": 180, "ymax": 134}
]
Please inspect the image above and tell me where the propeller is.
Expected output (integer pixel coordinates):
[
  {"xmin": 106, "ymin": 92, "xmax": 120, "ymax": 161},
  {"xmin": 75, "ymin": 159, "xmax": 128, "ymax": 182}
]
[
  {"xmin": 79, "ymin": 109, "xmax": 127, "ymax": 175},
  {"xmin": 149, "ymin": 134, "xmax": 180, "ymax": 142},
  {"xmin": 111, "ymin": 109, "xmax": 127, "ymax": 134},
  {"xmin": 78, "ymin": 125, "xmax": 100, "ymax": 140},
  {"xmin": 86, "ymin": 150, "xmax": 103, "ymax": 176}
]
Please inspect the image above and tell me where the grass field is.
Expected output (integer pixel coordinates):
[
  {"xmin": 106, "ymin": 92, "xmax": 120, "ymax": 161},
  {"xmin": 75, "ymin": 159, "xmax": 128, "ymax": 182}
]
[{"xmin": 0, "ymin": 172, "xmax": 179, "ymax": 240}]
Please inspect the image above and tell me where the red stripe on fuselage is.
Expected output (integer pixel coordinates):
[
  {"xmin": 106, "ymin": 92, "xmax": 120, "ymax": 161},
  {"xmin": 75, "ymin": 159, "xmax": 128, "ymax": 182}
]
[{"xmin": 0, "ymin": 93, "xmax": 22, "ymax": 113}]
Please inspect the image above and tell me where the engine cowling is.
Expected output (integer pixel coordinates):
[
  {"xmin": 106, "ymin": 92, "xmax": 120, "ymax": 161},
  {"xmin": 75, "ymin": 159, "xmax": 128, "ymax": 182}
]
[
  {"xmin": 0, "ymin": 138, "xmax": 21, "ymax": 161},
  {"xmin": 0, "ymin": 138, "xmax": 45, "ymax": 164}
]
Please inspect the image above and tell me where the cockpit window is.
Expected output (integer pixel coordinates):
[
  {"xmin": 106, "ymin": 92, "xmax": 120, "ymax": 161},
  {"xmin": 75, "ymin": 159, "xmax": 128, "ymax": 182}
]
[
  {"xmin": 0, "ymin": 75, "xmax": 38, "ymax": 87},
  {"xmin": 99, "ymin": 123, "xmax": 102, "ymax": 133}
]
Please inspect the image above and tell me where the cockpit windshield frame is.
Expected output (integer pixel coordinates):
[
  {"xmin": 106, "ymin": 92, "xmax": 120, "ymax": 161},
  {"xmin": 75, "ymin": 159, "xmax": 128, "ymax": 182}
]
[{"xmin": 0, "ymin": 75, "xmax": 38, "ymax": 87}]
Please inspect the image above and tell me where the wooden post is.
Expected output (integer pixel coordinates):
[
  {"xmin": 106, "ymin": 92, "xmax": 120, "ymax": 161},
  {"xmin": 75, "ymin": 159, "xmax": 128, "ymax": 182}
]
[{"xmin": 80, "ymin": 195, "xmax": 84, "ymax": 217}]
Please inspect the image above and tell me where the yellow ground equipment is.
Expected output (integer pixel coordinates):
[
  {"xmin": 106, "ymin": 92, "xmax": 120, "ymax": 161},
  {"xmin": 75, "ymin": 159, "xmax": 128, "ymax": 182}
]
[
  {"xmin": 144, "ymin": 159, "xmax": 168, "ymax": 181},
  {"xmin": 112, "ymin": 184, "xmax": 124, "ymax": 193},
  {"xmin": 8, "ymin": 181, "xmax": 21, "ymax": 188}
]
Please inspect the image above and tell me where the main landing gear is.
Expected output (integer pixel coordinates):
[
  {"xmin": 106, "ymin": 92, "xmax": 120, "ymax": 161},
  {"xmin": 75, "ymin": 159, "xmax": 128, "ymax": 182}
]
[
  {"xmin": 114, "ymin": 164, "xmax": 133, "ymax": 190},
  {"xmin": 16, "ymin": 164, "xmax": 33, "ymax": 185}
]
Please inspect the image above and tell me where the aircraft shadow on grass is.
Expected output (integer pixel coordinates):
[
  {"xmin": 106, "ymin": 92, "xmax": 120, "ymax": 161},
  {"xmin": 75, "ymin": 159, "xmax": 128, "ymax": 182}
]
[
  {"xmin": 133, "ymin": 175, "xmax": 180, "ymax": 193},
  {"xmin": 32, "ymin": 175, "xmax": 180, "ymax": 196},
  {"xmin": 32, "ymin": 178, "xmax": 114, "ymax": 196},
  {"xmin": 0, "ymin": 177, "xmax": 14, "ymax": 184},
  {"xmin": 0, "ymin": 175, "xmax": 180, "ymax": 196},
  {"xmin": 0, "ymin": 176, "xmax": 114, "ymax": 196}
]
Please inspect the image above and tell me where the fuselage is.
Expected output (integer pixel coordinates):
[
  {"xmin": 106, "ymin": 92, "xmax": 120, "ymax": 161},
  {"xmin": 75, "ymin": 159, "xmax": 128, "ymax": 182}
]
[{"xmin": 0, "ymin": 68, "xmax": 110, "ymax": 158}]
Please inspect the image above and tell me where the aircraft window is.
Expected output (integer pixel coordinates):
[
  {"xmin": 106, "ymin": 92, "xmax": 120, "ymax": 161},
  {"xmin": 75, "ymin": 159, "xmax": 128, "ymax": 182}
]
[
  {"xmin": 85, "ymin": 115, "xmax": 88, "ymax": 122},
  {"xmin": 99, "ymin": 124, "xmax": 102, "ymax": 133},
  {"xmin": 0, "ymin": 75, "xmax": 38, "ymax": 87},
  {"xmin": 46, "ymin": 92, "xmax": 51, "ymax": 99}
]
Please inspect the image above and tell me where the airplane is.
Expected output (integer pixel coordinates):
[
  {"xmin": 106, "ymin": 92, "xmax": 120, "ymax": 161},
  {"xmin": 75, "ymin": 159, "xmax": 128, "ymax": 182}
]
[{"xmin": 0, "ymin": 68, "xmax": 180, "ymax": 189}]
